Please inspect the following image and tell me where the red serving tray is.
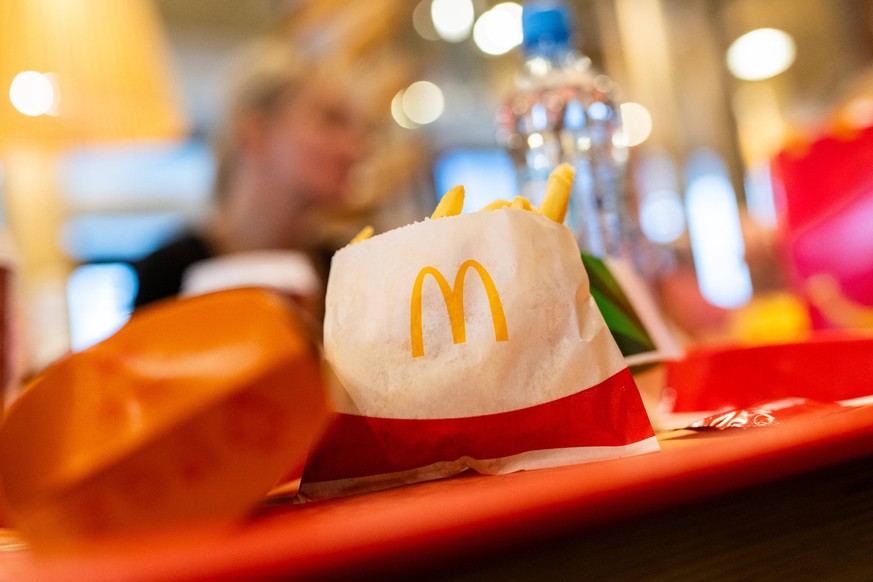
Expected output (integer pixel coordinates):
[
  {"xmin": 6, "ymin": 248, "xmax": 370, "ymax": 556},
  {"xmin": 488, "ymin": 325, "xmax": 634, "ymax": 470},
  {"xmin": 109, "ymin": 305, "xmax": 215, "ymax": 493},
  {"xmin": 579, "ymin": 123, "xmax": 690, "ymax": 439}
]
[
  {"xmin": 1, "ymin": 404, "xmax": 872, "ymax": 581},
  {"xmin": 665, "ymin": 332, "xmax": 873, "ymax": 412},
  {"xmin": 3, "ymin": 335, "xmax": 873, "ymax": 581}
]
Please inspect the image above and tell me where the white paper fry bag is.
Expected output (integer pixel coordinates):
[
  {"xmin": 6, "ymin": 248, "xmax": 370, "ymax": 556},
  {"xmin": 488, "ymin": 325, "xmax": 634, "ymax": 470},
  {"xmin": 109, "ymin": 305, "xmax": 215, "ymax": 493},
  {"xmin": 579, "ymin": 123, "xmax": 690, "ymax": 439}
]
[{"xmin": 302, "ymin": 209, "xmax": 658, "ymax": 498}]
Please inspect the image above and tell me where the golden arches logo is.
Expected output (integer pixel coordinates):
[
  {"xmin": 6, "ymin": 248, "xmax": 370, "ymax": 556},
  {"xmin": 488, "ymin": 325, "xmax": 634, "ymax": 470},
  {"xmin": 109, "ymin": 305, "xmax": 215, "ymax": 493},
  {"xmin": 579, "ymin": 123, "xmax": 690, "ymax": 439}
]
[{"xmin": 410, "ymin": 259, "xmax": 509, "ymax": 358}]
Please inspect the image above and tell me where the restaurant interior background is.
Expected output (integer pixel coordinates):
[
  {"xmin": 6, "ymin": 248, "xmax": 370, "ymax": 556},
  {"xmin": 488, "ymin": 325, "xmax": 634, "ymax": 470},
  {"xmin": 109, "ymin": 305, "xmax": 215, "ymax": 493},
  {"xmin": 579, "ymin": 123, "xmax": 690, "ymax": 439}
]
[{"xmin": 2, "ymin": 0, "xmax": 873, "ymax": 370}]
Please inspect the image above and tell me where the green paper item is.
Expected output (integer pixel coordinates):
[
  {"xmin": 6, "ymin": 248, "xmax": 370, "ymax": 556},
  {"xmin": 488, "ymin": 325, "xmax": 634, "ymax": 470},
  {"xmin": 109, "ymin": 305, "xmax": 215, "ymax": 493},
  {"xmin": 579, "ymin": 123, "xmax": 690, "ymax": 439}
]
[{"xmin": 581, "ymin": 253, "xmax": 681, "ymax": 366}]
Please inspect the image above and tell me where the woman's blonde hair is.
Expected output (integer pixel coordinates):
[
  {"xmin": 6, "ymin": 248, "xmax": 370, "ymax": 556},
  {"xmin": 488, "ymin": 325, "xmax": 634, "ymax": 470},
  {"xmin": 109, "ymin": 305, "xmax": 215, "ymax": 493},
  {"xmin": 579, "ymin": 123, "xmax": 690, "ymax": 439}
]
[{"xmin": 212, "ymin": 36, "xmax": 312, "ymax": 200}]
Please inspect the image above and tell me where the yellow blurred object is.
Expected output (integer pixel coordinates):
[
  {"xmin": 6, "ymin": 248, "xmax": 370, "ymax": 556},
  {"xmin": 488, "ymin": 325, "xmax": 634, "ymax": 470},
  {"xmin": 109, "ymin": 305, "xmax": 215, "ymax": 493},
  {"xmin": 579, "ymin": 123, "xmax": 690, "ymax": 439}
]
[
  {"xmin": 481, "ymin": 199, "xmax": 513, "ymax": 211},
  {"xmin": 0, "ymin": 289, "xmax": 329, "ymax": 551},
  {"xmin": 0, "ymin": 0, "xmax": 186, "ymax": 365},
  {"xmin": 551, "ymin": 162, "xmax": 575, "ymax": 183},
  {"xmin": 0, "ymin": 0, "xmax": 185, "ymax": 147},
  {"xmin": 431, "ymin": 185, "xmax": 465, "ymax": 219},
  {"xmin": 728, "ymin": 291, "xmax": 812, "ymax": 345},
  {"xmin": 510, "ymin": 196, "xmax": 533, "ymax": 211},
  {"xmin": 349, "ymin": 225, "xmax": 374, "ymax": 245}
]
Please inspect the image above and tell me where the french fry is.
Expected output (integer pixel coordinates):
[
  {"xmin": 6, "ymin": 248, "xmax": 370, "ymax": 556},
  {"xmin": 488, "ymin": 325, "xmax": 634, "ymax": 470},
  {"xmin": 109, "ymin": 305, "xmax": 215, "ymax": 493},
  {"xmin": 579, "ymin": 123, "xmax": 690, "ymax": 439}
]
[
  {"xmin": 482, "ymin": 197, "xmax": 540, "ymax": 212},
  {"xmin": 349, "ymin": 225, "xmax": 374, "ymax": 245},
  {"xmin": 510, "ymin": 196, "xmax": 532, "ymax": 210},
  {"xmin": 540, "ymin": 163, "xmax": 575, "ymax": 223},
  {"xmin": 481, "ymin": 199, "xmax": 512, "ymax": 211},
  {"xmin": 552, "ymin": 162, "xmax": 575, "ymax": 183},
  {"xmin": 431, "ymin": 185, "xmax": 465, "ymax": 219}
]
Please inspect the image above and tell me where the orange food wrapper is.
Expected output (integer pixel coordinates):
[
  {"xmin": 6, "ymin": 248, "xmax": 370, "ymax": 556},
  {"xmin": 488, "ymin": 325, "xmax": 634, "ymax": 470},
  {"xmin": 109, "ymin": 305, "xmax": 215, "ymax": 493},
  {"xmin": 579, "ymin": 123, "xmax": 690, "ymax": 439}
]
[{"xmin": 0, "ymin": 289, "xmax": 329, "ymax": 551}]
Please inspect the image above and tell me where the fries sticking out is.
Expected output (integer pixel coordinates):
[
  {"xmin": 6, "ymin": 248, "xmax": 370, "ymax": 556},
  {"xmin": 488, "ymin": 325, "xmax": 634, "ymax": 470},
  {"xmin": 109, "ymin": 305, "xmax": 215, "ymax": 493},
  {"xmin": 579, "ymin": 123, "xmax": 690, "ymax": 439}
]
[
  {"xmin": 483, "ymin": 196, "xmax": 539, "ymax": 212},
  {"xmin": 540, "ymin": 163, "xmax": 575, "ymax": 224},
  {"xmin": 354, "ymin": 165, "xmax": 575, "ymax": 248},
  {"xmin": 510, "ymin": 196, "xmax": 533, "ymax": 211},
  {"xmin": 432, "ymin": 185, "xmax": 465, "ymax": 219},
  {"xmin": 431, "ymin": 165, "xmax": 574, "ymax": 224},
  {"xmin": 552, "ymin": 162, "xmax": 575, "ymax": 184},
  {"xmin": 349, "ymin": 225, "xmax": 374, "ymax": 245},
  {"xmin": 481, "ymin": 199, "xmax": 512, "ymax": 211}
]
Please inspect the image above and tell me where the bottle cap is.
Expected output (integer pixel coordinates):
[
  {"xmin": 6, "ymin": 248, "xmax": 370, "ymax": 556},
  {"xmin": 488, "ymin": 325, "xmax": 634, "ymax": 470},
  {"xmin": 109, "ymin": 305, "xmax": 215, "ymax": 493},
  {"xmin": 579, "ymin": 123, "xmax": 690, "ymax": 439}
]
[{"xmin": 522, "ymin": 1, "xmax": 574, "ymax": 55}]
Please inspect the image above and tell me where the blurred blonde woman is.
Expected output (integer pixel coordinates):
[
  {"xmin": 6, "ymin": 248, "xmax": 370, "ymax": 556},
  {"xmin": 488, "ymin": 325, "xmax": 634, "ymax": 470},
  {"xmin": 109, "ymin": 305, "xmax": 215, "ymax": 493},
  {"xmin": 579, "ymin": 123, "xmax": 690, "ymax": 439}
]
[{"xmin": 132, "ymin": 36, "xmax": 366, "ymax": 313}]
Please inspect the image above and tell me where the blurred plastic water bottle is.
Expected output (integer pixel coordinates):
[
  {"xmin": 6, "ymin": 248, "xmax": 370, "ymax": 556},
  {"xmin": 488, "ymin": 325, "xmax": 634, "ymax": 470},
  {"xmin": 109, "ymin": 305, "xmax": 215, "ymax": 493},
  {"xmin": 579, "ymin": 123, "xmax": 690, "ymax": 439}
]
[{"xmin": 497, "ymin": 0, "xmax": 630, "ymax": 258}]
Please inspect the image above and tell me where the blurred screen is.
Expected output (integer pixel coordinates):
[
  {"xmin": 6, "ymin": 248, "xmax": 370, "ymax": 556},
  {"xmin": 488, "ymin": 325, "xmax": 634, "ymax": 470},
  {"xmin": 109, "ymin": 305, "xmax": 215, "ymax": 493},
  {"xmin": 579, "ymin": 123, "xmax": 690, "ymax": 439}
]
[{"xmin": 432, "ymin": 148, "xmax": 518, "ymax": 212}]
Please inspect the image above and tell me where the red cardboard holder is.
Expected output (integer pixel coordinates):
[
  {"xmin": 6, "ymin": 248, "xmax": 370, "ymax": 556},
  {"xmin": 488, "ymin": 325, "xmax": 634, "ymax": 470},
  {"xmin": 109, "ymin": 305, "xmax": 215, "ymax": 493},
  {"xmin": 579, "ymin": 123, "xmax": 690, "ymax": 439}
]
[{"xmin": 665, "ymin": 332, "xmax": 873, "ymax": 413}]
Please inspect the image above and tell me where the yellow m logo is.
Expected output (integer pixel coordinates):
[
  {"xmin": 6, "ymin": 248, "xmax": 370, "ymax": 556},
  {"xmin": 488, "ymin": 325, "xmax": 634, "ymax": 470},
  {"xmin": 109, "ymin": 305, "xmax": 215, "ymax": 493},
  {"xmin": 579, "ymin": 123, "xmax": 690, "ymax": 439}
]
[{"xmin": 410, "ymin": 259, "xmax": 509, "ymax": 358}]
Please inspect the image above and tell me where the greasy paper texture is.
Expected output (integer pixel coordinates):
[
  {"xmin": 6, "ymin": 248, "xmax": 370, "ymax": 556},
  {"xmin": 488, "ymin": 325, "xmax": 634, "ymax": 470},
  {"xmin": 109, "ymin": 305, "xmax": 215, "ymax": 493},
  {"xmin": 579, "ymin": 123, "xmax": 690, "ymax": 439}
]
[
  {"xmin": 324, "ymin": 210, "xmax": 627, "ymax": 419},
  {"xmin": 304, "ymin": 209, "xmax": 658, "ymax": 497}
]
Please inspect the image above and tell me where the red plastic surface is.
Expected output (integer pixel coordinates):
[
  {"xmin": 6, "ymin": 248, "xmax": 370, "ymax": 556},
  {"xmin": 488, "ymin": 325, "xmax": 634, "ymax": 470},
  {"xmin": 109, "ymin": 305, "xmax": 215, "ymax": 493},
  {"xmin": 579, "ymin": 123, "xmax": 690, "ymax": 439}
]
[
  {"xmin": 666, "ymin": 333, "xmax": 873, "ymax": 412},
  {"xmin": 771, "ymin": 126, "xmax": 873, "ymax": 233},
  {"xmin": 1, "ymin": 402, "xmax": 872, "ymax": 581},
  {"xmin": 4, "ymin": 335, "xmax": 873, "ymax": 580},
  {"xmin": 771, "ymin": 125, "xmax": 873, "ymax": 318}
]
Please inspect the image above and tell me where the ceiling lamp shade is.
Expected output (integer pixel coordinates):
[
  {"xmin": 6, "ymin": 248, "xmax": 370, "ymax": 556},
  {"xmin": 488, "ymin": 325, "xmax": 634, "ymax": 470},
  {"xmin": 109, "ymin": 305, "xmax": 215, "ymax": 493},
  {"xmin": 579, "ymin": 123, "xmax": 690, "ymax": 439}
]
[{"xmin": 0, "ymin": 0, "xmax": 186, "ymax": 148}]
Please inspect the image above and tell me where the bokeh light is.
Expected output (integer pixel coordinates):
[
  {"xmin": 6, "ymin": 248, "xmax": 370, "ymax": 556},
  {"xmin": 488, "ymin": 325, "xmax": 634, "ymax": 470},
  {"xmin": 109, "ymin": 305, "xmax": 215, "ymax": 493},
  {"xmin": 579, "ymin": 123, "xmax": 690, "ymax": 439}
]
[
  {"xmin": 9, "ymin": 71, "xmax": 56, "ymax": 116},
  {"xmin": 473, "ymin": 3, "xmax": 523, "ymax": 56},
  {"xmin": 413, "ymin": 0, "xmax": 441, "ymax": 41},
  {"xmin": 640, "ymin": 190, "xmax": 685, "ymax": 244},
  {"xmin": 431, "ymin": 0, "xmax": 474, "ymax": 43},
  {"xmin": 402, "ymin": 81, "xmax": 445, "ymax": 125},
  {"xmin": 619, "ymin": 102, "xmax": 652, "ymax": 147},
  {"xmin": 685, "ymin": 151, "xmax": 753, "ymax": 308},
  {"xmin": 727, "ymin": 28, "xmax": 796, "ymax": 81},
  {"xmin": 744, "ymin": 162, "xmax": 777, "ymax": 228},
  {"xmin": 633, "ymin": 141, "xmax": 684, "ymax": 245},
  {"xmin": 526, "ymin": 132, "xmax": 544, "ymax": 148},
  {"xmin": 391, "ymin": 89, "xmax": 418, "ymax": 129}
]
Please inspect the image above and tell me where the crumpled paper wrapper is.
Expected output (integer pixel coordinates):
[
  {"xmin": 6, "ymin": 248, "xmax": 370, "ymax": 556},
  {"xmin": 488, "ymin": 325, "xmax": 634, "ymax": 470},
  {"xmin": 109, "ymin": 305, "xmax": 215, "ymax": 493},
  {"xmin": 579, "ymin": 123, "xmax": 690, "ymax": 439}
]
[{"xmin": 0, "ymin": 289, "xmax": 329, "ymax": 551}]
